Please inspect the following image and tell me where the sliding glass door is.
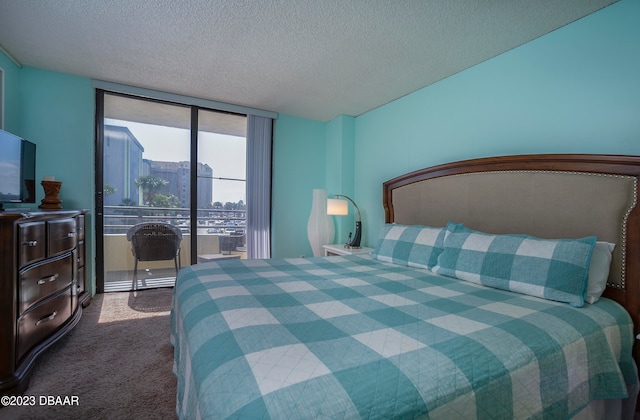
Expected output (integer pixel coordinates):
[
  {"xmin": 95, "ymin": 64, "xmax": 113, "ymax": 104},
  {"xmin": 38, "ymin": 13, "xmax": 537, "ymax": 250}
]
[
  {"xmin": 195, "ymin": 109, "xmax": 247, "ymax": 263},
  {"xmin": 96, "ymin": 91, "xmax": 247, "ymax": 292}
]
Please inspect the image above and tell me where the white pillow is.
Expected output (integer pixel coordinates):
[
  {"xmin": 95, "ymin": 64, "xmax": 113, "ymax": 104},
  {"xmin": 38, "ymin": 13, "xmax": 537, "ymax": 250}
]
[{"xmin": 585, "ymin": 241, "xmax": 615, "ymax": 304}]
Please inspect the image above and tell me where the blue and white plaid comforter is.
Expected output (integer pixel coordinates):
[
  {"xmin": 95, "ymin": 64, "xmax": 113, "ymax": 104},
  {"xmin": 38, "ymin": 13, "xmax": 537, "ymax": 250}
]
[{"xmin": 170, "ymin": 255, "xmax": 636, "ymax": 419}]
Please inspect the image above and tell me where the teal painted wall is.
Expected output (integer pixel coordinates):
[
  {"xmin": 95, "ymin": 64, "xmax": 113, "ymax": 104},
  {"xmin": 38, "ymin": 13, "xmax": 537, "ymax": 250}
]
[
  {"xmin": 354, "ymin": 0, "xmax": 640, "ymax": 247},
  {"xmin": 270, "ymin": 114, "xmax": 356, "ymax": 258},
  {"xmin": 0, "ymin": 52, "xmax": 22, "ymax": 133},
  {"xmin": 1, "ymin": 64, "xmax": 95, "ymax": 211},
  {"xmin": 325, "ymin": 115, "xmax": 355, "ymax": 247},
  {"xmin": 19, "ymin": 67, "xmax": 95, "ymax": 211},
  {"xmin": 271, "ymin": 114, "xmax": 326, "ymax": 258}
]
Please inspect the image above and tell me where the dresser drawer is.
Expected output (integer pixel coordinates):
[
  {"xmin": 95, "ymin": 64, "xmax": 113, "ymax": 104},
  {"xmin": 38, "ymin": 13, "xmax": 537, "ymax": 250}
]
[
  {"xmin": 76, "ymin": 241, "xmax": 85, "ymax": 268},
  {"xmin": 18, "ymin": 221, "xmax": 46, "ymax": 268},
  {"xmin": 17, "ymin": 288, "xmax": 72, "ymax": 363},
  {"xmin": 19, "ymin": 253, "xmax": 74, "ymax": 314},
  {"xmin": 76, "ymin": 214, "xmax": 85, "ymax": 241},
  {"xmin": 76, "ymin": 263, "xmax": 85, "ymax": 295},
  {"xmin": 48, "ymin": 218, "xmax": 77, "ymax": 257}
]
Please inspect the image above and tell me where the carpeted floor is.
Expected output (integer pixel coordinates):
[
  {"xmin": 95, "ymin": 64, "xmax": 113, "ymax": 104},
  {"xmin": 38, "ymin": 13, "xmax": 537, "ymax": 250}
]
[{"xmin": 2, "ymin": 288, "xmax": 177, "ymax": 420}]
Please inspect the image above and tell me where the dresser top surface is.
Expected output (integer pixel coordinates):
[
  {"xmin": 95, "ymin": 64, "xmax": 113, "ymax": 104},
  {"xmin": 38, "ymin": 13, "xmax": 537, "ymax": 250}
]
[{"xmin": 0, "ymin": 209, "xmax": 87, "ymax": 223}]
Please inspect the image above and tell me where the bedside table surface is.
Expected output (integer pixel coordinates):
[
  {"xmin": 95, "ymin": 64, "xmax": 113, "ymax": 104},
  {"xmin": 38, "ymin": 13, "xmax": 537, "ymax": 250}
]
[{"xmin": 323, "ymin": 244, "xmax": 374, "ymax": 256}]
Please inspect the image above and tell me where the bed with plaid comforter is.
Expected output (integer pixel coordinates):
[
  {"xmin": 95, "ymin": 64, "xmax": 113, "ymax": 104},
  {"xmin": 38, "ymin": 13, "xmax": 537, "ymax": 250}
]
[{"xmin": 170, "ymin": 254, "xmax": 636, "ymax": 419}]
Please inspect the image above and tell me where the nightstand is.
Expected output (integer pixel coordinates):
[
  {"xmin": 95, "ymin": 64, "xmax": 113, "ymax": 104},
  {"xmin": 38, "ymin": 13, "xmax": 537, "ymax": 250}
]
[{"xmin": 323, "ymin": 244, "xmax": 374, "ymax": 256}]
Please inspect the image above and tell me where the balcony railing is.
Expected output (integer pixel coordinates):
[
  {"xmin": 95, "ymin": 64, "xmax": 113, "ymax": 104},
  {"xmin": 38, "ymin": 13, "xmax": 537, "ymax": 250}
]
[
  {"xmin": 103, "ymin": 205, "xmax": 246, "ymax": 289},
  {"xmin": 103, "ymin": 205, "xmax": 246, "ymax": 235}
]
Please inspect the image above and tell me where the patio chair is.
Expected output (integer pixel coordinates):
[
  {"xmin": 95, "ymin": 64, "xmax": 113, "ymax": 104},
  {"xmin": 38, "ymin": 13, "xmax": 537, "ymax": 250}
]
[
  {"xmin": 218, "ymin": 234, "xmax": 245, "ymax": 255},
  {"xmin": 126, "ymin": 222, "xmax": 183, "ymax": 277}
]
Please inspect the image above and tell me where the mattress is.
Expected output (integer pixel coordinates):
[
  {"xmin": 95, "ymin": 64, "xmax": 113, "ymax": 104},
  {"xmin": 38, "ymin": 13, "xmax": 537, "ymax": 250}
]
[{"xmin": 170, "ymin": 255, "xmax": 637, "ymax": 419}]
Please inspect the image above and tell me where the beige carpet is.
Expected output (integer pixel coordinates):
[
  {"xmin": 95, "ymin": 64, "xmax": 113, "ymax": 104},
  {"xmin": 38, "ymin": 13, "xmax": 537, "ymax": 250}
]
[{"xmin": 2, "ymin": 288, "xmax": 177, "ymax": 419}]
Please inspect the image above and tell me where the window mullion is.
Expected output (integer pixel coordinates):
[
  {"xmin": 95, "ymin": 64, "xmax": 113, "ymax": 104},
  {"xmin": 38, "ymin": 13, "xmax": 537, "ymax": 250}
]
[{"xmin": 190, "ymin": 107, "xmax": 198, "ymax": 265}]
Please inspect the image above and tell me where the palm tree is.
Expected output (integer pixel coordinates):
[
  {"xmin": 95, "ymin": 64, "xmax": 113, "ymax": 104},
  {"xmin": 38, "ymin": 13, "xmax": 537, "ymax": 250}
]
[
  {"xmin": 135, "ymin": 175, "xmax": 168, "ymax": 206},
  {"xmin": 151, "ymin": 193, "xmax": 179, "ymax": 208},
  {"xmin": 103, "ymin": 184, "xmax": 116, "ymax": 197}
]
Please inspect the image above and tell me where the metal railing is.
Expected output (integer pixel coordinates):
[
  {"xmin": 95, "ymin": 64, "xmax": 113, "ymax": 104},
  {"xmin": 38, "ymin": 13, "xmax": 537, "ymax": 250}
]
[{"xmin": 103, "ymin": 205, "xmax": 246, "ymax": 235}]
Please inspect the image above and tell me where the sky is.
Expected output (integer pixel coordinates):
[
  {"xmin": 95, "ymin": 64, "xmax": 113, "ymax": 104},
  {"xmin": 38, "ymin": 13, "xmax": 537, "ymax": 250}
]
[{"xmin": 106, "ymin": 119, "xmax": 246, "ymax": 204}]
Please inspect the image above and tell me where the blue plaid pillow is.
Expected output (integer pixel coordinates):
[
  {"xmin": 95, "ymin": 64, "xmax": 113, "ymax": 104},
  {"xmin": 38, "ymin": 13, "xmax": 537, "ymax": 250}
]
[
  {"xmin": 433, "ymin": 222, "xmax": 597, "ymax": 307},
  {"xmin": 372, "ymin": 224, "xmax": 445, "ymax": 269}
]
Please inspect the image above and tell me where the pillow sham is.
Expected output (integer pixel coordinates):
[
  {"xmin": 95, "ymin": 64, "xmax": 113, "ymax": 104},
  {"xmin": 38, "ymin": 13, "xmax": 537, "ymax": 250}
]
[
  {"xmin": 372, "ymin": 224, "xmax": 445, "ymax": 269},
  {"xmin": 433, "ymin": 222, "xmax": 597, "ymax": 307},
  {"xmin": 585, "ymin": 241, "xmax": 615, "ymax": 304}
]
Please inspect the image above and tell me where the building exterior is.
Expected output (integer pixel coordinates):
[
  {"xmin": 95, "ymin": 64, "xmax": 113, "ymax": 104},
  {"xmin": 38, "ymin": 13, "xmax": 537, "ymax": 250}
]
[
  {"xmin": 145, "ymin": 159, "xmax": 213, "ymax": 208},
  {"xmin": 104, "ymin": 124, "xmax": 214, "ymax": 208},
  {"xmin": 103, "ymin": 125, "xmax": 144, "ymax": 206}
]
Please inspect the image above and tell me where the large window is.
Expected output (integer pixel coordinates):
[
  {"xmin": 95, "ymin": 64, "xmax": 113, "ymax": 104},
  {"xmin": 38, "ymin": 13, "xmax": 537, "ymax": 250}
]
[
  {"xmin": 0, "ymin": 68, "xmax": 4, "ymax": 129},
  {"xmin": 96, "ymin": 91, "xmax": 251, "ymax": 292}
]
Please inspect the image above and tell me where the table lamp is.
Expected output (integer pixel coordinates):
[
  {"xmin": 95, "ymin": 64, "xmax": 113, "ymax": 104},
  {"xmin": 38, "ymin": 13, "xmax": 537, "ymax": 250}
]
[{"xmin": 327, "ymin": 195, "xmax": 361, "ymax": 248}]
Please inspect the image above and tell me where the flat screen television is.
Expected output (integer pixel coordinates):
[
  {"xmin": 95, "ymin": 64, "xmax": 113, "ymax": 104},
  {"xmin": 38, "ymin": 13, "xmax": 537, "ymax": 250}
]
[{"xmin": 0, "ymin": 129, "xmax": 36, "ymax": 211}]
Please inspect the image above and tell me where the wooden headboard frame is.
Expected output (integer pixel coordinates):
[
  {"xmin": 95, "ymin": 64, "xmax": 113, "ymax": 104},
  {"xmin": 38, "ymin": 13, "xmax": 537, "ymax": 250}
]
[{"xmin": 383, "ymin": 154, "xmax": 640, "ymax": 338}]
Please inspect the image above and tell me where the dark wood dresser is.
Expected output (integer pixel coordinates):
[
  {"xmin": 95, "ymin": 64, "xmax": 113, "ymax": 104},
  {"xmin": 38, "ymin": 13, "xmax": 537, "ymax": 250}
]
[{"xmin": 0, "ymin": 209, "xmax": 89, "ymax": 394}]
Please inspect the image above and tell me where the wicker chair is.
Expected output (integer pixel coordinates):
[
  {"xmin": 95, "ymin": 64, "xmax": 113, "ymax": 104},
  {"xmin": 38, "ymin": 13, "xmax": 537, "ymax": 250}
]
[
  {"xmin": 126, "ymin": 222, "xmax": 183, "ymax": 277},
  {"xmin": 218, "ymin": 234, "xmax": 245, "ymax": 255}
]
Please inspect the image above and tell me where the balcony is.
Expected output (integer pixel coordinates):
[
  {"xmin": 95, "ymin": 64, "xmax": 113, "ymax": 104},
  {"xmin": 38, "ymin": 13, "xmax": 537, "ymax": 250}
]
[{"xmin": 103, "ymin": 205, "xmax": 246, "ymax": 291}]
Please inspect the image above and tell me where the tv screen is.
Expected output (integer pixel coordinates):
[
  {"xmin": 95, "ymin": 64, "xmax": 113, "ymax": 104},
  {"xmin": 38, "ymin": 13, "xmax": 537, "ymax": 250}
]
[
  {"xmin": 0, "ymin": 129, "xmax": 36, "ymax": 207},
  {"xmin": 21, "ymin": 139, "xmax": 36, "ymax": 202}
]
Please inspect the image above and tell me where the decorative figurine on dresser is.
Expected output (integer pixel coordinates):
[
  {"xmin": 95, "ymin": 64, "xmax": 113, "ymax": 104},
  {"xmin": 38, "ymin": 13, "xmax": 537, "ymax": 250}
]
[{"xmin": 0, "ymin": 209, "xmax": 89, "ymax": 395}]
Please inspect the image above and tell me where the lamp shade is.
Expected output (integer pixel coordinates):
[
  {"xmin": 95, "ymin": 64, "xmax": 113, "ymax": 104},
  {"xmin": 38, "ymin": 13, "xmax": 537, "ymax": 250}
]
[{"xmin": 327, "ymin": 198, "xmax": 348, "ymax": 216}]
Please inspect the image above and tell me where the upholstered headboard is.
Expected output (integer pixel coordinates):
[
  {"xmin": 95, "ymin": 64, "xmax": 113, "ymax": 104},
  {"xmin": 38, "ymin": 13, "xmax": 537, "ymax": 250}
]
[{"xmin": 383, "ymin": 154, "xmax": 640, "ymax": 334}]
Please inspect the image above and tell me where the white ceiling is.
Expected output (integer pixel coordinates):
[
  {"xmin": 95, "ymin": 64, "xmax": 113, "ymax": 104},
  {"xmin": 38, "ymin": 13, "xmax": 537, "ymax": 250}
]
[{"xmin": 0, "ymin": 0, "xmax": 617, "ymax": 122}]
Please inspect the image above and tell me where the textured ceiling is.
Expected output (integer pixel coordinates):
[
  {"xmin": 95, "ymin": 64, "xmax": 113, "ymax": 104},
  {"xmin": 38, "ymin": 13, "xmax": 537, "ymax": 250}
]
[{"xmin": 0, "ymin": 0, "xmax": 617, "ymax": 122}]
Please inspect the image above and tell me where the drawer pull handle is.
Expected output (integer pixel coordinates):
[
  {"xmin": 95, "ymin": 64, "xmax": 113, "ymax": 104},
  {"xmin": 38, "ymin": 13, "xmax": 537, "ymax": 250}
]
[
  {"xmin": 22, "ymin": 240, "xmax": 38, "ymax": 247},
  {"xmin": 37, "ymin": 274, "xmax": 59, "ymax": 285},
  {"xmin": 35, "ymin": 311, "xmax": 57, "ymax": 326},
  {"xmin": 67, "ymin": 232, "xmax": 76, "ymax": 238}
]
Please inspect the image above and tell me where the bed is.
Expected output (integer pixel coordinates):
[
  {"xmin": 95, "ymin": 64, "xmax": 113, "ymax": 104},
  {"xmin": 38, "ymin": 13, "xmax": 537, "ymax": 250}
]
[{"xmin": 171, "ymin": 154, "xmax": 640, "ymax": 419}]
